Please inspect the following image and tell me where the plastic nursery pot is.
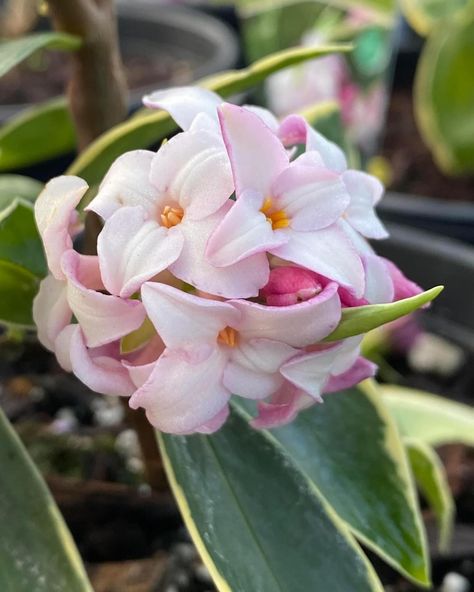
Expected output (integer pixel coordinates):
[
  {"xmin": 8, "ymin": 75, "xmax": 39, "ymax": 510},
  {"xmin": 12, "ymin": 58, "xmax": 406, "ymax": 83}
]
[
  {"xmin": 379, "ymin": 192, "xmax": 474, "ymax": 245},
  {"xmin": 0, "ymin": 4, "xmax": 239, "ymax": 180},
  {"xmin": 376, "ymin": 223, "xmax": 474, "ymax": 351}
]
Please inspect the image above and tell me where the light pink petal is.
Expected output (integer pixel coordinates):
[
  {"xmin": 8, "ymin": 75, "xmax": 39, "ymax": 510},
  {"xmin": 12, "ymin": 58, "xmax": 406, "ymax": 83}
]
[
  {"xmin": 273, "ymin": 165, "xmax": 350, "ymax": 231},
  {"xmin": 149, "ymin": 129, "xmax": 233, "ymax": 220},
  {"xmin": 97, "ymin": 206, "xmax": 183, "ymax": 298},
  {"xmin": 278, "ymin": 115, "xmax": 347, "ymax": 172},
  {"xmin": 75, "ymin": 254, "xmax": 104, "ymax": 291},
  {"xmin": 251, "ymin": 383, "xmax": 315, "ymax": 429},
  {"xmin": 223, "ymin": 338, "xmax": 297, "ymax": 400},
  {"xmin": 129, "ymin": 346, "xmax": 230, "ymax": 435},
  {"xmin": 218, "ymin": 103, "xmax": 289, "ymax": 196},
  {"xmin": 142, "ymin": 86, "xmax": 221, "ymax": 130},
  {"xmin": 34, "ymin": 176, "xmax": 88, "ymax": 279},
  {"xmin": 86, "ymin": 150, "xmax": 156, "ymax": 220},
  {"xmin": 324, "ymin": 357, "xmax": 377, "ymax": 393},
  {"xmin": 342, "ymin": 170, "xmax": 388, "ymax": 239},
  {"xmin": 62, "ymin": 250, "xmax": 146, "ymax": 348},
  {"xmin": 272, "ymin": 222, "xmax": 365, "ymax": 297},
  {"xmin": 195, "ymin": 406, "xmax": 230, "ymax": 434},
  {"xmin": 125, "ymin": 360, "xmax": 157, "ymax": 389},
  {"xmin": 141, "ymin": 281, "xmax": 239, "ymax": 349},
  {"xmin": 231, "ymin": 282, "xmax": 341, "ymax": 347},
  {"xmin": 242, "ymin": 105, "xmax": 279, "ymax": 131},
  {"xmin": 54, "ymin": 324, "xmax": 75, "ymax": 372},
  {"xmin": 363, "ymin": 253, "xmax": 394, "ymax": 304},
  {"xmin": 206, "ymin": 190, "xmax": 286, "ymax": 266},
  {"xmin": 170, "ymin": 205, "xmax": 270, "ymax": 298},
  {"xmin": 33, "ymin": 275, "xmax": 71, "ymax": 351},
  {"xmin": 383, "ymin": 258, "xmax": 423, "ymax": 302},
  {"xmin": 56, "ymin": 325, "xmax": 135, "ymax": 396},
  {"xmin": 260, "ymin": 266, "xmax": 323, "ymax": 306}
]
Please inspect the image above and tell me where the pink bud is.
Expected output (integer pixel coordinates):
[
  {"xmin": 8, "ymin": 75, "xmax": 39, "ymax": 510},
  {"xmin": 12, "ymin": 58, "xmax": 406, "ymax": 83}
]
[{"xmin": 260, "ymin": 267, "xmax": 323, "ymax": 306}]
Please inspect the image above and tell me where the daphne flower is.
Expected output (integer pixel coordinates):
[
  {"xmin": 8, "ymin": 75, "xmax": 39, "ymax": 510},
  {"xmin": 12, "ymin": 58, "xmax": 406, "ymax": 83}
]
[{"xmin": 128, "ymin": 280, "xmax": 341, "ymax": 434}]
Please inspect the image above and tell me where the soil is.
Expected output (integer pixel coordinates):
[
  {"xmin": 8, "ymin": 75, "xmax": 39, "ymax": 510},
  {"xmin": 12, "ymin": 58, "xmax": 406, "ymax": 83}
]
[
  {"xmin": 380, "ymin": 87, "xmax": 474, "ymax": 203},
  {"xmin": 0, "ymin": 49, "xmax": 195, "ymax": 106}
]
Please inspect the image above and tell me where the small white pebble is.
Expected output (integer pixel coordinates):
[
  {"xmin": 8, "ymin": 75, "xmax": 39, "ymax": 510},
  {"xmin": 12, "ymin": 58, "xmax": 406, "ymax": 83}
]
[
  {"xmin": 195, "ymin": 563, "xmax": 212, "ymax": 583},
  {"xmin": 115, "ymin": 429, "xmax": 140, "ymax": 457},
  {"xmin": 441, "ymin": 572, "xmax": 470, "ymax": 592},
  {"xmin": 408, "ymin": 333, "xmax": 465, "ymax": 376},
  {"xmin": 126, "ymin": 456, "xmax": 143, "ymax": 474}
]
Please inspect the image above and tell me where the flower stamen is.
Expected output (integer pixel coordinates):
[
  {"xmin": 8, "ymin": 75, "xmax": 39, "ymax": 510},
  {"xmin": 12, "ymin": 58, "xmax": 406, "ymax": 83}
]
[
  {"xmin": 261, "ymin": 197, "xmax": 289, "ymax": 230},
  {"xmin": 161, "ymin": 205, "xmax": 184, "ymax": 228},
  {"xmin": 218, "ymin": 326, "xmax": 238, "ymax": 347}
]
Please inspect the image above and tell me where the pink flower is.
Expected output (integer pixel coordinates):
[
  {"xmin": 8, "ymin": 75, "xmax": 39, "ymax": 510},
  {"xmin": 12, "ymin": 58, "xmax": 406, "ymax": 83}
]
[
  {"xmin": 205, "ymin": 103, "xmax": 365, "ymax": 297},
  {"xmin": 127, "ymin": 280, "xmax": 341, "ymax": 434}
]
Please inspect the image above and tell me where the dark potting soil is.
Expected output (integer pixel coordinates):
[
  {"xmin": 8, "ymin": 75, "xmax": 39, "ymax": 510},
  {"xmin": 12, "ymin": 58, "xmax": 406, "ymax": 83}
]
[
  {"xmin": 1, "ymin": 335, "xmax": 473, "ymax": 592},
  {"xmin": 380, "ymin": 88, "xmax": 474, "ymax": 203},
  {"xmin": 0, "ymin": 49, "xmax": 195, "ymax": 106}
]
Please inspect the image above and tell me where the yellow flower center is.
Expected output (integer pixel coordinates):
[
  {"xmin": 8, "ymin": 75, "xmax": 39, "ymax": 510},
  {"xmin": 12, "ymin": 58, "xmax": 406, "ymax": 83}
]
[
  {"xmin": 218, "ymin": 326, "xmax": 238, "ymax": 348},
  {"xmin": 160, "ymin": 205, "xmax": 184, "ymax": 228},
  {"xmin": 261, "ymin": 197, "xmax": 289, "ymax": 230}
]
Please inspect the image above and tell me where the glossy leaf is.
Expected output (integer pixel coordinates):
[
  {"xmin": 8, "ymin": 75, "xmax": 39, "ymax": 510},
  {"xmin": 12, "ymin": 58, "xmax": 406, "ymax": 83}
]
[
  {"xmin": 324, "ymin": 285, "xmax": 443, "ymax": 342},
  {"xmin": 400, "ymin": 0, "xmax": 469, "ymax": 36},
  {"xmin": 405, "ymin": 438, "xmax": 455, "ymax": 552},
  {"xmin": 0, "ymin": 32, "xmax": 82, "ymax": 78},
  {"xmin": 234, "ymin": 380, "xmax": 429, "ymax": 585},
  {"xmin": 67, "ymin": 43, "xmax": 351, "ymax": 185},
  {"xmin": 381, "ymin": 384, "xmax": 474, "ymax": 447},
  {"xmin": 0, "ymin": 407, "xmax": 93, "ymax": 592},
  {"xmin": 0, "ymin": 175, "xmax": 43, "ymax": 210},
  {"xmin": 159, "ymin": 407, "xmax": 385, "ymax": 592},
  {"xmin": 0, "ymin": 199, "xmax": 47, "ymax": 277},
  {"xmin": 0, "ymin": 260, "xmax": 38, "ymax": 327},
  {"xmin": 0, "ymin": 98, "xmax": 76, "ymax": 171},
  {"xmin": 414, "ymin": 11, "xmax": 474, "ymax": 174}
]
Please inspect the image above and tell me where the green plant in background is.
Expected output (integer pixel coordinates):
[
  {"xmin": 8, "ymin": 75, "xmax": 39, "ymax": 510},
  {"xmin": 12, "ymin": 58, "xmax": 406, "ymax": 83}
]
[
  {"xmin": 403, "ymin": 0, "xmax": 474, "ymax": 174},
  {"xmin": 0, "ymin": 6, "xmax": 472, "ymax": 592}
]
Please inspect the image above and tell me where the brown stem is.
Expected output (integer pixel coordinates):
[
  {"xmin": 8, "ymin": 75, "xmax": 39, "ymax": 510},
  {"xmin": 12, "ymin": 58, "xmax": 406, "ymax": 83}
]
[
  {"xmin": 46, "ymin": 0, "xmax": 128, "ymax": 150},
  {"xmin": 120, "ymin": 400, "xmax": 169, "ymax": 492}
]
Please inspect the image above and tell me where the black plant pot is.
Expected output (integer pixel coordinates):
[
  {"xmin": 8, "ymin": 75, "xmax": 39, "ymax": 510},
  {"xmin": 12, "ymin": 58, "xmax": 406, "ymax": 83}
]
[
  {"xmin": 1, "ymin": 5, "xmax": 239, "ymax": 180},
  {"xmin": 377, "ymin": 224, "xmax": 474, "ymax": 351}
]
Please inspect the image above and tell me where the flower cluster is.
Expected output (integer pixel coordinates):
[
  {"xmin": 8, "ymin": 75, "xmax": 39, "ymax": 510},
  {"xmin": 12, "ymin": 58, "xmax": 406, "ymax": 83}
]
[{"xmin": 33, "ymin": 87, "xmax": 420, "ymax": 434}]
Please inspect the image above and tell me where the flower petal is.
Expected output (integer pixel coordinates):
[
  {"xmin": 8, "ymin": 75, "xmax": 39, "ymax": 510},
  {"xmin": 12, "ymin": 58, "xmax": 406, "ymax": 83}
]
[
  {"xmin": 86, "ymin": 150, "xmax": 156, "ymax": 220},
  {"xmin": 195, "ymin": 406, "xmax": 230, "ymax": 434},
  {"xmin": 170, "ymin": 205, "xmax": 270, "ymax": 298},
  {"xmin": 33, "ymin": 275, "xmax": 71, "ymax": 351},
  {"xmin": 149, "ymin": 129, "xmax": 233, "ymax": 220},
  {"xmin": 97, "ymin": 206, "xmax": 183, "ymax": 298},
  {"xmin": 62, "ymin": 250, "xmax": 146, "ymax": 348},
  {"xmin": 218, "ymin": 103, "xmax": 289, "ymax": 196},
  {"xmin": 231, "ymin": 282, "xmax": 341, "ymax": 347},
  {"xmin": 383, "ymin": 258, "xmax": 423, "ymax": 301},
  {"xmin": 206, "ymin": 190, "xmax": 286, "ymax": 266},
  {"xmin": 129, "ymin": 346, "xmax": 230, "ymax": 435},
  {"xmin": 34, "ymin": 176, "xmax": 88, "ymax": 279},
  {"xmin": 272, "ymin": 222, "xmax": 365, "ymax": 297},
  {"xmin": 223, "ymin": 338, "xmax": 297, "ymax": 399},
  {"xmin": 142, "ymin": 86, "xmax": 221, "ymax": 130},
  {"xmin": 342, "ymin": 170, "xmax": 388, "ymax": 239},
  {"xmin": 141, "ymin": 281, "xmax": 239, "ymax": 349},
  {"xmin": 324, "ymin": 357, "xmax": 377, "ymax": 393},
  {"xmin": 56, "ymin": 325, "xmax": 135, "ymax": 396},
  {"xmin": 251, "ymin": 384, "xmax": 314, "ymax": 429},
  {"xmin": 278, "ymin": 114, "xmax": 347, "ymax": 172},
  {"xmin": 273, "ymin": 164, "xmax": 350, "ymax": 231},
  {"xmin": 363, "ymin": 253, "xmax": 394, "ymax": 304}
]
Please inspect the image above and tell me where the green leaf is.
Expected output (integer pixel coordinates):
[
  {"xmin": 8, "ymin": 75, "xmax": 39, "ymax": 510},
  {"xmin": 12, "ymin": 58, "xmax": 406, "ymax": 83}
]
[
  {"xmin": 0, "ymin": 175, "xmax": 43, "ymax": 210},
  {"xmin": 0, "ymin": 407, "xmax": 93, "ymax": 592},
  {"xmin": 67, "ymin": 43, "xmax": 351, "ymax": 186},
  {"xmin": 159, "ymin": 407, "xmax": 385, "ymax": 592},
  {"xmin": 405, "ymin": 438, "xmax": 455, "ymax": 552},
  {"xmin": 414, "ymin": 10, "xmax": 474, "ymax": 174},
  {"xmin": 0, "ymin": 199, "xmax": 46, "ymax": 277},
  {"xmin": 0, "ymin": 98, "xmax": 76, "ymax": 171},
  {"xmin": 324, "ymin": 286, "xmax": 443, "ymax": 342},
  {"xmin": 400, "ymin": 0, "xmax": 470, "ymax": 36},
  {"xmin": 0, "ymin": 32, "xmax": 82, "ymax": 78},
  {"xmin": 0, "ymin": 260, "xmax": 38, "ymax": 327},
  {"xmin": 234, "ymin": 380, "xmax": 429, "ymax": 585},
  {"xmin": 381, "ymin": 384, "xmax": 474, "ymax": 447}
]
